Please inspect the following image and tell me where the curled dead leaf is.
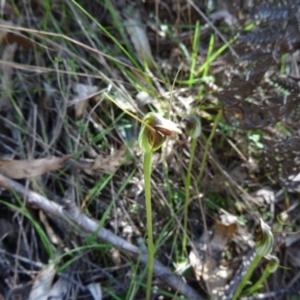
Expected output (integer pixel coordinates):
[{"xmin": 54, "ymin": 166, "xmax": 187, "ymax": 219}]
[
  {"xmin": 0, "ymin": 156, "xmax": 71, "ymax": 179},
  {"xmin": 71, "ymin": 83, "xmax": 98, "ymax": 119},
  {"xmin": 83, "ymin": 148, "xmax": 126, "ymax": 175}
]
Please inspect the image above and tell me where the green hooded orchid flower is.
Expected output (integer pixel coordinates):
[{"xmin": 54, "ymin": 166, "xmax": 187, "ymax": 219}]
[
  {"xmin": 138, "ymin": 112, "xmax": 180, "ymax": 300},
  {"xmin": 139, "ymin": 112, "xmax": 181, "ymax": 153},
  {"xmin": 255, "ymin": 218, "xmax": 274, "ymax": 257},
  {"xmin": 184, "ymin": 115, "xmax": 201, "ymax": 139}
]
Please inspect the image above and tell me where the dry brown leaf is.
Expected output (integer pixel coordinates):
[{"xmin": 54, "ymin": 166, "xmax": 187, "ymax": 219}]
[
  {"xmin": 83, "ymin": 148, "xmax": 126, "ymax": 175},
  {"xmin": 0, "ymin": 156, "xmax": 71, "ymax": 179},
  {"xmin": 189, "ymin": 218, "xmax": 238, "ymax": 300},
  {"xmin": 211, "ymin": 221, "xmax": 237, "ymax": 246},
  {"xmin": 72, "ymin": 83, "xmax": 98, "ymax": 119}
]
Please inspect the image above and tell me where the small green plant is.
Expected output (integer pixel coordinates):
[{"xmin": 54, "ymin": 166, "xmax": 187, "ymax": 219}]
[
  {"xmin": 139, "ymin": 112, "xmax": 181, "ymax": 300},
  {"xmin": 233, "ymin": 218, "xmax": 277, "ymax": 299}
]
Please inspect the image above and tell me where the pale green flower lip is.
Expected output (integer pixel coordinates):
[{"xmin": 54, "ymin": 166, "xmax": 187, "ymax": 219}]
[
  {"xmin": 183, "ymin": 115, "xmax": 201, "ymax": 138},
  {"xmin": 255, "ymin": 218, "xmax": 274, "ymax": 257},
  {"xmin": 277, "ymin": 211, "xmax": 289, "ymax": 225},
  {"xmin": 139, "ymin": 112, "xmax": 181, "ymax": 153},
  {"xmin": 265, "ymin": 254, "xmax": 279, "ymax": 273}
]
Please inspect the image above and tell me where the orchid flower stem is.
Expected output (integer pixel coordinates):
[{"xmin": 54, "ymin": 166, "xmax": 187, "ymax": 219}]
[
  {"xmin": 144, "ymin": 151, "xmax": 154, "ymax": 300},
  {"xmin": 183, "ymin": 137, "xmax": 197, "ymax": 252},
  {"xmin": 139, "ymin": 112, "xmax": 181, "ymax": 299},
  {"xmin": 232, "ymin": 254, "xmax": 262, "ymax": 300},
  {"xmin": 243, "ymin": 268, "xmax": 270, "ymax": 296}
]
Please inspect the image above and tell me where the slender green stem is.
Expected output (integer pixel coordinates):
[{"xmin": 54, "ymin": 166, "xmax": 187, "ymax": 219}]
[
  {"xmin": 243, "ymin": 269, "xmax": 270, "ymax": 296},
  {"xmin": 183, "ymin": 137, "xmax": 197, "ymax": 252},
  {"xmin": 198, "ymin": 108, "xmax": 222, "ymax": 183},
  {"xmin": 232, "ymin": 254, "xmax": 262, "ymax": 300},
  {"xmin": 144, "ymin": 151, "xmax": 154, "ymax": 300}
]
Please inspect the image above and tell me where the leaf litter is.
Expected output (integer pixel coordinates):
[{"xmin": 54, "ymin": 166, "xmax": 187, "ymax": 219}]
[
  {"xmin": 0, "ymin": 149, "xmax": 126, "ymax": 179},
  {"xmin": 189, "ymin": 214, "xmax": 239, "ymax": 299},
  {"xmin": 0, "ymin": 1, "xmax": 300, "ymax": 299},
  {"xmin": 0, "ymin": 156, "xmax": 71, "ymax": 179}
]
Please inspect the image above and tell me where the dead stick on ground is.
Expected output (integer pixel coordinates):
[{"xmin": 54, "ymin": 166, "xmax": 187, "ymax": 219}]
[{"xmin": 0, "ymin": 173, "xmax": 203, "ymax": 300}]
